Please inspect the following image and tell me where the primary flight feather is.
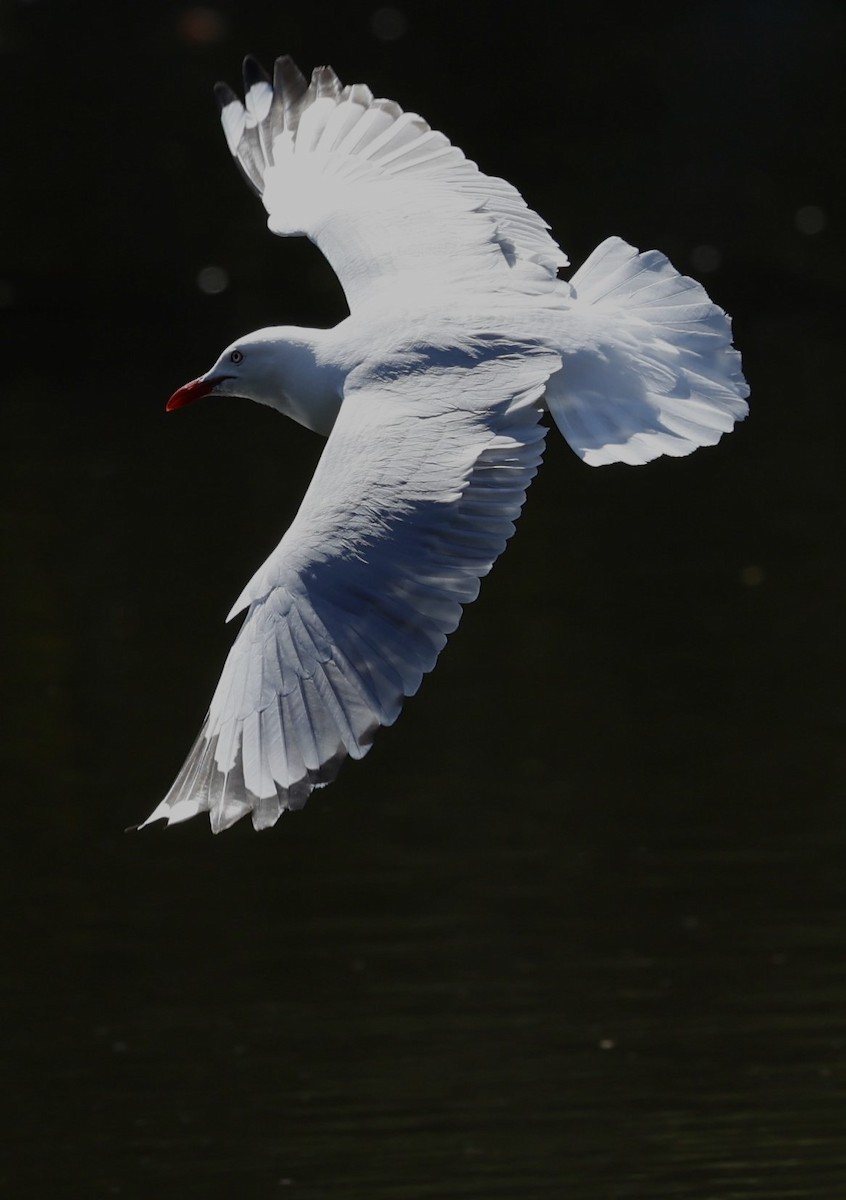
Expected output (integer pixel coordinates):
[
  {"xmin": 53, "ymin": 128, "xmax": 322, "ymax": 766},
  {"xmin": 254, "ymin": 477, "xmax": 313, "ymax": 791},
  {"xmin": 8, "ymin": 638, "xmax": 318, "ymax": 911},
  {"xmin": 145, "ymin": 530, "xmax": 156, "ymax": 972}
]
[{"xmin": 142, "ymin": 55, "xmax": 748, "ymax": 833}]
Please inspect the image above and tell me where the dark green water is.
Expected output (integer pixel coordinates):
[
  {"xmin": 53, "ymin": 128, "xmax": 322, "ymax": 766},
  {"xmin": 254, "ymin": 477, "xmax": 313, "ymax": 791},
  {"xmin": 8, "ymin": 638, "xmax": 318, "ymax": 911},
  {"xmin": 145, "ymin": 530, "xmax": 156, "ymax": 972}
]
[{"xmin": 3, "ymin": 2, "xmax": 845, "ymax": 1196}]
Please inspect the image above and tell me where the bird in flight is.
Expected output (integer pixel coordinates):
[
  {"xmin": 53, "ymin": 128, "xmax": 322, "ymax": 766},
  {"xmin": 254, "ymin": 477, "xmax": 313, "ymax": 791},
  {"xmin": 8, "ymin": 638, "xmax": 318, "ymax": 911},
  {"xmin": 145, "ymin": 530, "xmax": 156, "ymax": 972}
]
[{"xmin": 142, "ymin": 55, "xmax": 748, "ymax": 833}]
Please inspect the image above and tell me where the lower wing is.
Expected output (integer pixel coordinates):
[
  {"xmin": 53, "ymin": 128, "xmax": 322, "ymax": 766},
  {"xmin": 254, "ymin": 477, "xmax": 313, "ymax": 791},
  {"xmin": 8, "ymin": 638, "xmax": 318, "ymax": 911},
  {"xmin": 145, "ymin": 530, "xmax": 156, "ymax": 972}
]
[{"xmin": 143, "ymin": 337, "xmax": 559, "ymax": 831}]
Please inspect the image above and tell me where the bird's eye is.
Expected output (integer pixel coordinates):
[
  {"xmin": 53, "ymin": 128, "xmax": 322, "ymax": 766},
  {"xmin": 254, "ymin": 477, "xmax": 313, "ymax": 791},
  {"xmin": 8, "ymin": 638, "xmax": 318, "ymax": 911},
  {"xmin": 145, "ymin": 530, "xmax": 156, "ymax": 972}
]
[{"xmin": 230, "ymin": 349, "xmax": 243, "ymax": 364}]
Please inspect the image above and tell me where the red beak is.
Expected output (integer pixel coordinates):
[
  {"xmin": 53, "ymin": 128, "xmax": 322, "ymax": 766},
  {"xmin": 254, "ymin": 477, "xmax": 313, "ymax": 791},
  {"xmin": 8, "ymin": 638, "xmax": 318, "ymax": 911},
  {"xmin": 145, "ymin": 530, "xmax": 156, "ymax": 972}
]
[{"xmin": 166, "ymin": 377, "xmax": 216, "ymax": 412}]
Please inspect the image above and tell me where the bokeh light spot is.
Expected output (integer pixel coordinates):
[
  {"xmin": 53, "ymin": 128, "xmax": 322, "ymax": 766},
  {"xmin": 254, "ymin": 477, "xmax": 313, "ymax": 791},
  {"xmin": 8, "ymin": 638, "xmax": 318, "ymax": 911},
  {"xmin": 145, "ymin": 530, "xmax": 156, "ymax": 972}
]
[
  {"xmin": 370, "ymin": 6, "xmax": 407, "ymax": 41},
  {"xmin": 196, "ymin": 265, "xmax": 229, "ymax": 294},
  {"xmin": 690, "ymin": 244, "xmax": 722, "ymax": 274},
  {"xmin": 177, "ymin": 6, "xmax": 227, "ymax": 47},
  {"xmin": 740, "ymin": 565, "xmax": 765, "ymax": 588},
  {"xmin": 795, "ymin": 204, "xmax": 826, "ymax": 235}
]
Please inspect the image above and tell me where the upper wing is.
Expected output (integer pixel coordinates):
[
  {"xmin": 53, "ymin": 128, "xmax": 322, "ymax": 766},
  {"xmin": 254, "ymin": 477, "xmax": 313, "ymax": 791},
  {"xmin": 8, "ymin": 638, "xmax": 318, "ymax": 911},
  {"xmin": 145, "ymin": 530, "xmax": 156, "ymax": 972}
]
[
  {"xmin": 143, "ymin": 337, "xmax": 560, "ymax": 832},
  {"xmin": 215, "ymin": 56, "xmax": 568, "ymax": 310}
]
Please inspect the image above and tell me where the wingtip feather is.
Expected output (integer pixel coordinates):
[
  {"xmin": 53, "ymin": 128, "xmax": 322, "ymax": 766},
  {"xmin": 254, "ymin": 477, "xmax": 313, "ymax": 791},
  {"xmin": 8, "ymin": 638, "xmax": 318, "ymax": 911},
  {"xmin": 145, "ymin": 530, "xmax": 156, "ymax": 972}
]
[
  {"xmin": 273, "ymin": 54, "xmax": 308, "ymax": 105},
  {"xmin": 214, "ymin": 80, "xmax": 238, "ymax": 111},
  {"xmin": 243, "ymin": 54, "xmax": 270, "ymax": 90}
]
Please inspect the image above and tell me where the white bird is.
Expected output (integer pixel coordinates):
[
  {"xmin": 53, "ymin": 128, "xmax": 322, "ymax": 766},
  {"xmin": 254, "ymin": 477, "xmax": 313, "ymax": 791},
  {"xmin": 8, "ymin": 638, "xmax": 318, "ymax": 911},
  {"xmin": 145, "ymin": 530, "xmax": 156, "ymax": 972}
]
[{"xmin": 142, "ymin": 55, "xmax": 748, "ymax": 833}]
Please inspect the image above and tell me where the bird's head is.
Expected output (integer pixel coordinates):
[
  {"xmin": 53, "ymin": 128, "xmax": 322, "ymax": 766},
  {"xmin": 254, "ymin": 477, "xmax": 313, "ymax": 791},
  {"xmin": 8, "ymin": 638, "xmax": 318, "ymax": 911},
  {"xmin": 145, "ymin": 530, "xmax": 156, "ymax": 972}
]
[
  {"xmin": 166, "ymin": 332, "xmax": 279, "ymax": 412},
  {"xmin": 165, "ymin": 327, "xmax": 342, "ymax": 434}
]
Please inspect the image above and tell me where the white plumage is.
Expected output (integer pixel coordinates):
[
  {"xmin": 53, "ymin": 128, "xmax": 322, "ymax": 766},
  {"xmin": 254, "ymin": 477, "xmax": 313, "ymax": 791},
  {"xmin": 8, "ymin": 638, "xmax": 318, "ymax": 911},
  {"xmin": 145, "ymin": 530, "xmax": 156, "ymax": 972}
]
[{"xmin": 142, "ymin": 56, "xmax": 748, "ymax": 833}]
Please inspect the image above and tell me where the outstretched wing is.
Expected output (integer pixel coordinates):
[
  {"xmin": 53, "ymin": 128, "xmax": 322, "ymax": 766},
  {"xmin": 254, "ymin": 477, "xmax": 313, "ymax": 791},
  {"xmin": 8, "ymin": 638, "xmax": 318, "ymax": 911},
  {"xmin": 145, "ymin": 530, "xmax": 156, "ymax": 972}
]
[
  {"xmin": 215, "ymin": 56, "xmax": 567, "ymax": 310},
  {"xmin": 143, "ymin": 338, "xmax": 560, "ymax": 832}
]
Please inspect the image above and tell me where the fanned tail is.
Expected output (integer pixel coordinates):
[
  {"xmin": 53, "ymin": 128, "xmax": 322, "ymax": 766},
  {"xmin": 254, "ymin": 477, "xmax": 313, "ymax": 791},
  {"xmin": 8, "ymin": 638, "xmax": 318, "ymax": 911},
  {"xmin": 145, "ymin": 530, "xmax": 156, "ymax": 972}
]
[{"xmin": 547, "ymin": 237, "xmax": 749, "ymax": 466}]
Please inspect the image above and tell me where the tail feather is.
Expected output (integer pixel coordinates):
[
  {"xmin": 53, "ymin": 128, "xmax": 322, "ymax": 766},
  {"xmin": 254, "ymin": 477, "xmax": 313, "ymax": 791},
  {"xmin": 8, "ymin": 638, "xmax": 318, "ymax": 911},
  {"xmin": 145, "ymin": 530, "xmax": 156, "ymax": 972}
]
[{"xmin": 547, "ymin": 237, "xmax": 749, "ymax": 466}]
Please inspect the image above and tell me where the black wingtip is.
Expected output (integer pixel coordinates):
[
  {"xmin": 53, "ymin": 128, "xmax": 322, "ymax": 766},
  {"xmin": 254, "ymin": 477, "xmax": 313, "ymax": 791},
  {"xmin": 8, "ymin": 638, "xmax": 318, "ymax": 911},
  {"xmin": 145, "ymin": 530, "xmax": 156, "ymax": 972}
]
[
  {"xmin": 213, "ymin": 80, "xmax": 237, "ymax": 111},
  {"xmin": 242, "ymin": 54, "xmax": 270, "ymax": 91}
]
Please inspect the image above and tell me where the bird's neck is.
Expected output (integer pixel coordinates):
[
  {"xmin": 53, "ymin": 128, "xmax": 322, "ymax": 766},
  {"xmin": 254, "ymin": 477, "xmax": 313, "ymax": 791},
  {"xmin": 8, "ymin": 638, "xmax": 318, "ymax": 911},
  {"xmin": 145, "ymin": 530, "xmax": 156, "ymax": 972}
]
[{"xmin": 250, "ymin": 326, "xmax": 346, "ymax": 435}]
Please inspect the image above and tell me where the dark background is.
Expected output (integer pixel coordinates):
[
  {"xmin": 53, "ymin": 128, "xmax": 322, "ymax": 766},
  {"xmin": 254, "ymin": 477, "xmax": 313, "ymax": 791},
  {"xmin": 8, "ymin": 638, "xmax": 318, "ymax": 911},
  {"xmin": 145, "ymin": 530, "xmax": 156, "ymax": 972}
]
[{"xmin": 2, "ymin": 1, "xmax": 845, "ymax": 1196}]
